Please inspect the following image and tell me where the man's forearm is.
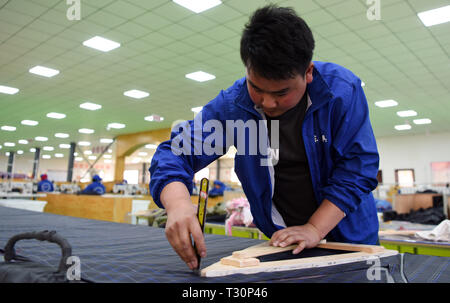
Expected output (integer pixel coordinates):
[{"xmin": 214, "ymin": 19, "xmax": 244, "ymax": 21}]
[
  {"xmin": 308, "ymin": 199, "xmax": 346, "ymax": 239},
  {"xmin": 160, "ymin": 181, "xmax": 193, "ymax": 214}
]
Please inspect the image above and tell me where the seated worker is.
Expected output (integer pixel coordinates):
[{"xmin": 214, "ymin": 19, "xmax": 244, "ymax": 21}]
[
  {"xmin": 37, "ymin": 174, "xmax": 54, "ymax": 192},
  {"xmin": 208, "ymin": 180, "xmax": 231, "ymax": 197},
  {"xmin": 149, "ymin": 5, "xmax": 380, "ymax": 270},
  {"xmin": 81, "ymin": 175, "xmax": 106, "ymax": 195}
]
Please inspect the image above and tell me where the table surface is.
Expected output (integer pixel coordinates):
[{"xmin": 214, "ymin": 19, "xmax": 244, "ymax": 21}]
[{"xmin": 0, "ymin": 206, "xmax": 449, "ymax": 283}]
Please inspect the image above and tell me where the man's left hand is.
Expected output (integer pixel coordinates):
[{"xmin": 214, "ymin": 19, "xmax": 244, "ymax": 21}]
[{"xmin": 269, "ymin": 223, "xmax": 322, "ymax": 254}]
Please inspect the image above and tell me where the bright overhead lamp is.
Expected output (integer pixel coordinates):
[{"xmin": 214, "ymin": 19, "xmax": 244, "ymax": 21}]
[
  {"xmin": 145, "ymin": 144, "xmax": 157, "ymax": 149},
  {"xmin": 55, "ymin": 153, "xmax": 64, "ymax": 158},
  {"xmin": 78, "ymin": 128, "xmax": 95, "ymax": 134},
  {"xmin": 173, "ymin": 0, "xmax": 222, "ymax": 13},
  {"xmin": 84, "ymin": 150, "xmax": 92, "ymax": 155},
  {"xmin": 47, "ymin": 112, "xmax": 66, "ymax": 119},
  {"xmin": 4, "ymin": 142, "xmax": 15, "ymax": 147},
  {"xmin": 138, "ymin": 152, "xmax": 148, "ymax": 156},
  {"xmin": 413, "ymin": 118, "xmax": 432, "ymax": 125},
  {"xmin": 374, "ymin": 100, "xmax": 398, "ymax": 108},
  {"xmin": 394, "ymin": 124, "xmax": 412, "ymax": 131},
  {"xmin": 191, "ymin": 106, "xmax": 203, "ymax": 113},
  {"xmin": 55, "ymin": 133, "xmax": 69, "ymax": 138},
  {"xmin": 185, "ymin": 71, "xmax": 216, "ymax": 82},
  {"xmin": 80, "ymin": 102, "xmax": 102, "ymax": 111},
  {"xmin": 396, "ymin": 110, "xmax": 417, "ymax": 117},
  {"xmin": 103, "ymin": 155, "xmax": 112, "ymax": 159},
  {"xmin": 42, "ymin": 155, "xmax": 51, "ymax": 159},
  {"xmin": 0, "ymin": 85, "xmax": 19, "ymax": 95},
  {"xmin": 124, "ymin": 89, "xmax": 149, "ymax": 99},
  {"xmin": 35, "ymin": 136, "xmax": 48, "ymax": 141},
  {"xmin": 1, "ymin": 126, "xmax": 16, "ymax": 131},
  {"xmin": 144, "ymin": 115, "xmax": 164, "ymax": 122},
  {"xmin": 30, "ymin": 148, "xmax": 36, "ymax": 152},
  {"xmin": 21, "ymin": 120, "xmax": 39, "ymax": 126},
  {"xmin": 17, "ymin": 150, "xmax": 23, "ymax": 155},
  {"xmin": 78, "ymin": 141, "xmax": 91, "ymax": 146},
  {"xmin": 29, "ymin": 65, "xmax": 60, "ymax": 78},
  {"xmin": 59, "ymin": 144, "xmax": 71, "ymax": 149},
  {"xmin": 83, "ymin": 36, "xmax": 121, "ymax": 52},
  {"xmin": 18, "ymin": 140, "xmax": 28, "ymax": 145},
  {"xmin": 418, "ymin": 5, "xmax": 450, "ymax": 27},
  {"xmin": 100, "ymin": 138, "xmax": 114, "ymax": 144},
  {"xmin": 43, "ymin": 146, "xmax": 54, "ymax": 151},
  {"xmin": 88, "ymin": 155, "xmax": 97, "ymax": 160},
  {"xmin": 107, "ymin": 123, "xmax": 126, "ymax": 130}
]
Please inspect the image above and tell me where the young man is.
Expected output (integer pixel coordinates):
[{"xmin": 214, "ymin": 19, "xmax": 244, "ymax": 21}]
[
  {"xmin": 81, "ymin": 174, "xmax": 106, "ymax": 195},
  {"xmin": 149, "ymin": 5, "xmax": 380, "ymax": 270}
]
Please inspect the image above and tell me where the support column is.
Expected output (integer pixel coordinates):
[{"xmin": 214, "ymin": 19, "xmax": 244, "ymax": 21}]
[
  {"xmin": 67, "ymin": 142, "xmax": 76, "ymax": 182},
  {"xmin": 7, "ymin": 151, "xmax": 15, "ymax": 179},
  {"xmin": 32, "ymin": 148, "xmax": 40, "ymax": 179}
]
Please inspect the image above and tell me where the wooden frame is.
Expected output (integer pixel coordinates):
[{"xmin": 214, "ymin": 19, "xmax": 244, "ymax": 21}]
[{"xmin": 201, "ymin": 241, "xmax": 398, "ymax": 277}]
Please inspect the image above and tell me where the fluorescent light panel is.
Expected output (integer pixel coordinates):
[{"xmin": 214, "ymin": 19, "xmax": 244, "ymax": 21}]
[
  {"xmin": 55, "ymin": 153, "xmax": 64, "ymax": 158},
  {"xmin": 80, "ymin": 102, "xmax": 102, "ymax": 111},
  {"xmin": 55, "ymin": 133, "xmax": 69, "ymax": 138},
  {"xmin": 418, "ymin": 5, "xmax": 450, "ymax": 27},
  {"xmin": 395, "ymin": 124, "xmax": 412, "ymax": 131},
  {"xmin": 375, "ymin": 100, "xmax": 398, "ymax": 108},
  {"xmin": 29, "ymin": 65, "xmax": 60, "ymax": 78},
  {"xmin": 59, "ymin": 144, "xmax": 71, "ymax": 149},
  {"xmin": 78, "ymin": 141, "xmax": 91, "ymax": 146},
  {"xmin": 0, "ymin": 85, "xmax": 19, "ymax": 95},
  {"xmin": 124, "ymin": 89, "xmax": 149, "ymax": 99},
  {"xmin": 43, "ymin": 146, "xmax": 54, "ymax": 151},
  {"xmin": 83, "ymin": 36, "xmax": 120, "ymax": 52},
  {"xmin": 42, "ymin": 155, "xmax": 51, "ymax": 159},
  {"xmin": 78, "ymin": 128, "xmax": 95, "ymax": 134},
  {"xmin": 107, "ymin": 123, "xmax": 125, "ymax": 129},
  {"xmin": 47, "ymin": 112, "xmax": 66, "ymax": 119},
  {"xmin": 18, "ymin": 140, "xmax": 28, "ymax": 144},
  {"xmin": 35, "ymin": 136, "xmax": 48, "ymax": 141},
  {"xmin": 144, "ymin": 115, "xmax": 164, "ymax": 122},
  {"xmin": 172, "ymin": 0, "xmax": 222, "ymax": 13},
  {"xmin": 1, "ymin": 126, "xmax": 16, "ymax": 131},
  {"xmin": 17, "ymin": 150, "xmax": 23, "ymax": 155},
  {"xmin": 4, "ymin": 142, "xmax": 15, "ymax": 147},
  {"xmin": 185, "ymin": 71, "xmax": 216, "ymax": 82},
  {"xmin": 21, "ymin": 120, "xmax": 38, "ymax": 126},
  {"xmin": 397, "ymin": 110, "xmax": 417, "ymax": 117},
  {"xmin": 413, "ymin": 118, "xmax": 432, "ymax": 125},
  {"xmin": 100, "ymin": 138, "xmax": 113, "ymax": 143}
]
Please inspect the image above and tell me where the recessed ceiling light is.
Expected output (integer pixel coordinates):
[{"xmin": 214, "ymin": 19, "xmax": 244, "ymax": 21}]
[
  {"xmin": 47, "ymin": 112, "xmax": 66, "ymax": 119},
  {"xmin": 413, "ymin": 118, "xmax": 432, "ymax": 125},
  {"xmin": 35, "ymin": 136, "xmax": 48, "ymax": 142},
  {"xmin": 78, "ymin": 128, "xmax": 95, "ymax": 134},
  {"xmin": 30, "ymin": 148, "xmax": 36, "ymax": 152},
  {"xmin": 124, "ymin": 89, "xmax": 149, "ymax": 99},
  {"xmin": 42, "ymin": 155, "xmax": 51, "ymax": 159},
  {"xmin": 191, "ymin": 106, "xmax": 203, "ymax": 113},
  {"xmin": 84, "ymin": 150, "xmax": 92, "ymax": 155},
  {"xmin": 173, "ymin": 0, "xmax": 222, "ymax": 13},
  {"xmin": 17, "ymin": 150, "xmax": 23, "ymax": 155},
  {"xmin": 107, "ymin": 123, "xmax": 125, "ymax": 129},
  {"xmin": 59, "ymin": 144, "xmax": 71, "ymax": 149},
  {"xmin": 145, "ymin": 144, "xmax": 157, "ymax": 149},
  {"xmin": 43, "ymin": 146, "xmax": 54, "ymax": 151},
  {"xmin": 395, "ymin": 124, "xmax": 412, "ymax": 131},
  {"xmin": 80, "ymin": 102, "xmax": 102, "ymax": 111},
  {"xmin": 18, "ymin": 140, "xmax": 28, "ymax": 144},
  {"xmin": 55, "ymin": 133, "xmax": 69, "ymax": 138},
  {"xmin": 29, "ymin": 65, "xmax": 60, "ymax": 78},
  {"xmin": 397, "ymin": 110, "xmax": 417, "ymax": 117},
  {"xmin": 374, "ymin": 100, "xmax": 398, "ymax": 108},
  {"xmin": 418, "ymin": 5, "xmax": 450, "ymax": 27},
  {"xmin": 78, "ymin": 141, "xmax": 91, "ymax": 146},
  {"xmin": 0, "ymin": 85, "xmax": 19, "ymax": 95},
  {"xmin": 55, "ymin": 153, "xmax": 64, "ymax": 158},
  {"xmin": 100, "ymin": 138, "xmax": 114, "ymax": 144},
  {"xmin": 83, "ymin": 36, "xmax": 121, "ymax": 52},
  {"xmin": 21, "ymin": 120, "xmax": 39, "ymax": 126},
  {"xmin": 144, "ymin": 115, "xmax": 164, "ymax": 122},
  {"xmin": 4, "ymin": 142, "xmax": 15, "ymax": 147},
  {"xmin": 1, "ymin": 126, "xmax": 16, "ymax": 131},
  {"xmin": 185, "ymin": 71, "xmax": 216, "ymax": 82}
]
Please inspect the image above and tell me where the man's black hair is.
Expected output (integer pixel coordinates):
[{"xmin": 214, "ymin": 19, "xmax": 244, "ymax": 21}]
[{"xmin": 240, "ymin": 5, "xmax": 315, "ymax": 80}]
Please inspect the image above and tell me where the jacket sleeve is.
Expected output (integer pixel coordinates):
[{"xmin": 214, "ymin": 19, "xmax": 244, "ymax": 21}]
[
  {"xmin": 321, "ymin": 81, "xmax": 379, "ymax": 214},
  {"xmin": 149, "ymin": 92, "xmax": 229, "ymax": 208}
]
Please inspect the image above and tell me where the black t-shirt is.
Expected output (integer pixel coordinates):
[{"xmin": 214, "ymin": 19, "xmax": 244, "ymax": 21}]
[{"xmin": 266, "ymin": 93, "xmax": 318, "ymax": 227}]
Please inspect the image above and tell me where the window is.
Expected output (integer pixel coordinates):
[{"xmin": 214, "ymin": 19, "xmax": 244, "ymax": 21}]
[
  {"xmin": 395, "ymin": 169, "xmax": 415, "ymax": 187},
  {"xmin": 124, "ymin": 170, "xmax": 139, "ymax": 184}
]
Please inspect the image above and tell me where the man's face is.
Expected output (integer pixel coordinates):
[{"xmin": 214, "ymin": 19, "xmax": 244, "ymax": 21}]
[{"xmin": 246, "ymin": 63, "xmax": 314, "ymax": 117}]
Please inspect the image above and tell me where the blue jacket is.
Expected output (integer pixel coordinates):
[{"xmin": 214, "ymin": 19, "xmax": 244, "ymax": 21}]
[
  {"xmin": 150, "ymin": 61, "xmax": 380, "ymax": 244},
  {"xmin": 37, "ymin": 180, "xmax": 54, "ymax": 192},
  {"xmin": 82, "ymin": 181, "xmax": 105, "ymax": 195}
]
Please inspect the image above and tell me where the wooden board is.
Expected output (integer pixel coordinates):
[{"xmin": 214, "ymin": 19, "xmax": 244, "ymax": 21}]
[{"xmin": 201, "ymin": 241, "xmax": 398, "ymax": 277}]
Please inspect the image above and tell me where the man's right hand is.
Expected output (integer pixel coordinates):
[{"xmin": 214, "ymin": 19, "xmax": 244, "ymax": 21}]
[{"xmin": 161, "ymin": 182, "xmax": 206, "ymax": 270}]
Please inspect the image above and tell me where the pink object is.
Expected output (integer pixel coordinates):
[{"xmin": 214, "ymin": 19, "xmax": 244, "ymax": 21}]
[{"xmin": 225, "ymin": 198, "xmax": 255, "ymax": 235}]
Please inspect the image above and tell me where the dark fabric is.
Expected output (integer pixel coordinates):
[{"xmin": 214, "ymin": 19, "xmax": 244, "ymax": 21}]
[
  {"xmin": 383, "ymin": 207, "xmax": 445, "ymax": 225},
  {"xmin": 266, "ymin": 92, "xmax": 317, "ymax": 227},
  {"xmin": 1, "ymin": 207, "xmax": 448, "ymax": 283}
]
